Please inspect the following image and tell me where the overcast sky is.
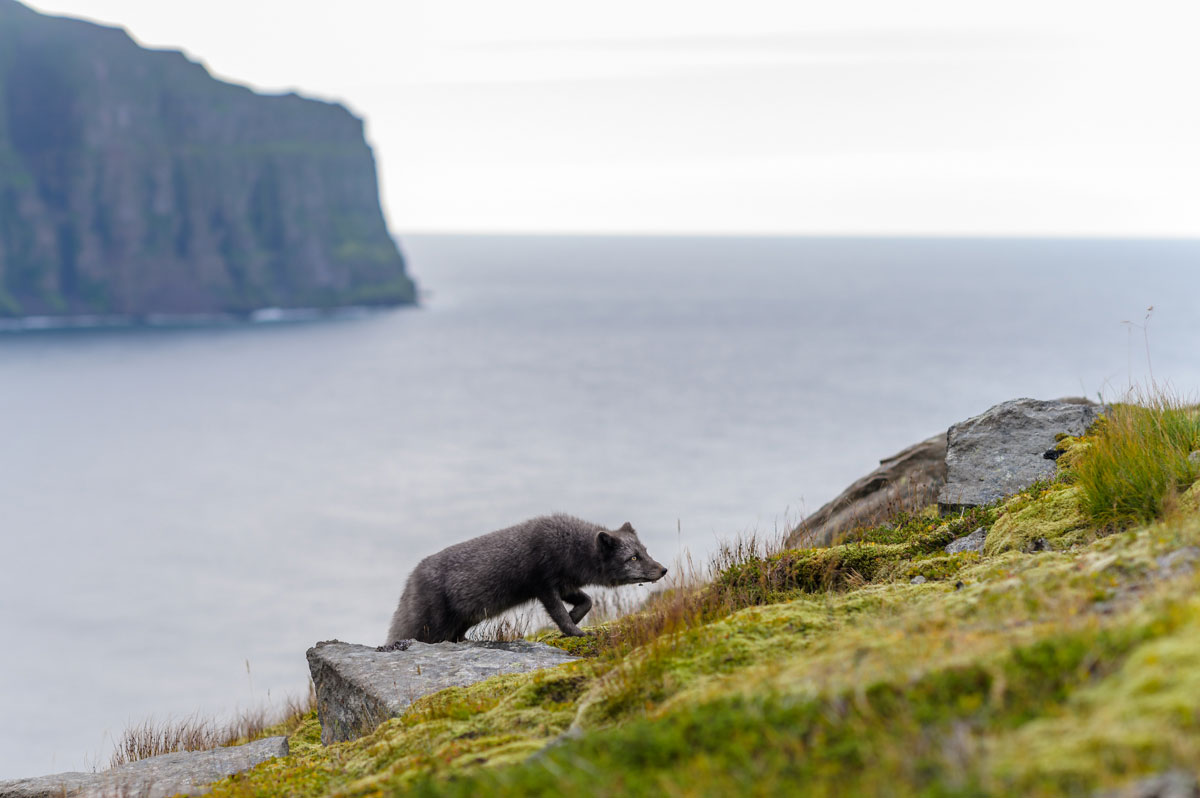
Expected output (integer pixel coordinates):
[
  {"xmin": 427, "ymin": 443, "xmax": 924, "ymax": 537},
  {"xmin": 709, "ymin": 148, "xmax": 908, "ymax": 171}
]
[{"xmin": 23, "ymin": 1, "xmax": 1200, "ymax": 235}]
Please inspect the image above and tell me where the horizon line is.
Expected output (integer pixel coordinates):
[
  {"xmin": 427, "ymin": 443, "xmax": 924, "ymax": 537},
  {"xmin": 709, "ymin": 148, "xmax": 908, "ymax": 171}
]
[{"xmin": 396, "ymin": 230, "xmax": 1200, "ymax": 242}]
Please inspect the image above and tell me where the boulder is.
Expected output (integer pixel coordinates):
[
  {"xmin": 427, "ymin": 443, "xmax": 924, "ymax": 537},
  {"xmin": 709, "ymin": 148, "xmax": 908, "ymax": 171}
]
[
  {"xmin": 307, "ymin": 640, "xmax": 580, "ymax": 744},
  {"xmin": 787, "ymin": 433, "xmax": 947, "ymax": 548},
  {"xmin": 945, "ymin": 527, "xmax": 987, "ymax": 555},
  {"xmin": 938, "ymin": 398, "xmax": 1102, "ymax": 510},
  {"xmin": 0, "ymin": 736, "xmax": 288, "ymax": 798}
]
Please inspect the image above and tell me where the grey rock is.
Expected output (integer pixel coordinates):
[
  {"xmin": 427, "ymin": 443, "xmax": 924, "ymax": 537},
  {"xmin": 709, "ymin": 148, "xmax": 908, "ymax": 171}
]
[
  {"xmin": 788, "ymin": 433, "xmax": 947, "ymax": 548},
  {"xmin": 1096, "ymin": 770, "xmax": 1199, "ymax": 798},
  {"xmin": 1156, "ymin": 546, "xmax": 1200, "ymax": 578},
  {"xmin": 945, "ymin": 527, "xmax": 987, "ymax": 555},
  {"xmin": 0, "ymin": 736, "xmax": 287, "ymax": 798},
  {"xmin": 909, "ymin": 575, "xmax": 927, "ymax": 585},
  {"xmin": 307, "ymin": 639, "xmax": 580, "ymax": 744},
  {"xmin": 938, "ymin": 398, "xmax": 1103, "ymax": 509},
  {"xmin": 1189, "ymin": 451, "xmax": 1200, "ymax": 468}
]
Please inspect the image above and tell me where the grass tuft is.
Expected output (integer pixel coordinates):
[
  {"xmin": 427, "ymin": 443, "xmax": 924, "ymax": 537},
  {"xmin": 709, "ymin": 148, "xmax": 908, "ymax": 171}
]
[
  {"xmin": 1077, "ymin": 394, "xmax": 1200, "ymax": 529},
  {"xmin": 109, "ymin": 685, "xmax": 314, "ymax": 768}
]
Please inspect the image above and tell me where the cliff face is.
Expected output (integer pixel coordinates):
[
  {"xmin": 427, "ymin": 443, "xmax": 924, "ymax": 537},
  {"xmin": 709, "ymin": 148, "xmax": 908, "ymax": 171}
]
[{"xmin": 0, "ymin": 1, "xmax": 415, "ymax": 318}]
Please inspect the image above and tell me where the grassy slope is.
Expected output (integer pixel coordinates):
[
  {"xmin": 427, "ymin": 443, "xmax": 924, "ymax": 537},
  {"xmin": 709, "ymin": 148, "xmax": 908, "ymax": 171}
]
[{"xmin": 211, "ymin": 404, "xmax": 1200, "ymax": 797}]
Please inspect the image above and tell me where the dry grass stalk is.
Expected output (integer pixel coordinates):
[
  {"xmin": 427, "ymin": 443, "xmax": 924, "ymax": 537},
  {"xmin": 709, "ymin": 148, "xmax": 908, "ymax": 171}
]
[{"xmin": 109, "ymin": 684, "xmax": 314, "ymax": 769}]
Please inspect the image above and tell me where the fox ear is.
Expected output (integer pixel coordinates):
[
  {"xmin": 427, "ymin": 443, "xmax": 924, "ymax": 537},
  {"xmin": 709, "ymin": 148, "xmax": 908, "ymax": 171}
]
[
  {"xmin": 618, "ymin": 522, "xmax": 634, "ymax": 533},
  {"xmin": 597, "ymin": 531, "xmax": 618, "ymax": 551}
]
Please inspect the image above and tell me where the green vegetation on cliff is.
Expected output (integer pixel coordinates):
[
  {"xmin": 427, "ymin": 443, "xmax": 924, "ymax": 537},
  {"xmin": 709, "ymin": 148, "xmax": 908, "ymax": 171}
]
[
  {"xmin": 0, "ymin": 0, "xmax": 415, "ymax": 318},
  {"xmin": 207, "ymin": 401, "xmax": 1200, "ymax": 797}
]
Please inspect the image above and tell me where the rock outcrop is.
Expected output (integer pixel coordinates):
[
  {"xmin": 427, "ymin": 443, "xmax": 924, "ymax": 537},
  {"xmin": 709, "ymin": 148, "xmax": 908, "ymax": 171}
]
[
  {"xmin": 0, "ymin": 736, "xmax": 288, "ymax": 798},
  {"xmin": 307, "ymin": 640, "xmax": 580, "ymax": 744},
  {"xmin": 788, "ymin": 433, "xmax": 947, "ymax": 548},
  {"xmin": 0, "ymin": 0, "xmax": 415, "ymax": 320},
  {"xmin": 938, "ymin": 398, "xmax": 1102, "ymax": 509},
  {"xmin": 788, "ymin": 397, "xmax": 1104, "ymax": 548}
]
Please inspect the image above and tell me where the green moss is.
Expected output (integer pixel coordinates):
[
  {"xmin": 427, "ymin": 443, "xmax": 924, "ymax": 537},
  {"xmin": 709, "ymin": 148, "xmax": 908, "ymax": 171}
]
[
  {"xmin": 208, "ymin": 665, "xmax": 591, "ymax": 798},
  {"xmin": 984, "ymin": 485, "xmax": 1091, "ymax": 555},
  {"xmin": 849, "ymin": 503, "xmax": 998, "ymax": 550},
  {"xmin": 1053, "ymin": 434, "xmax": 1093, "ymax": 472},
  {"xmin": 901, "ymin": 552, "xmax": 979, "ymax": 581},
  {"xmin": 400, "ymin": 611, "xmax": 1181, "ymax": 798},
  {"xmin": 1181, "ymin": 481, "xmax": 1200, "ymax": 515},
  {"xmin": 991, "ymin": 595, "xmax": 1200, "ymax": 794},
  {"xmin": 537, "ymin": 631, "xmax": 603, "ymax": 658}
]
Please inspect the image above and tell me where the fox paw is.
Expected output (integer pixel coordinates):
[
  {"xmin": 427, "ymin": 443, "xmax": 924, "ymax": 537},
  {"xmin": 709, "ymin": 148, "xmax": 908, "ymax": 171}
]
[{"xmin": 376, "ymin": 640, "xmax": 413, "ymax": 652}]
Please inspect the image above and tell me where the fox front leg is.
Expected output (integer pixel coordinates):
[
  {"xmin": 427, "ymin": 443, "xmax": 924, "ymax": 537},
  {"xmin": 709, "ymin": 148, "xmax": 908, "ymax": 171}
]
[
  {"xmin": 539, "ymin": 591, "xmax": 585, "ymax": 637},
  {"xmin": 561, "ymin": 589, "xmax": 593, "ymax": 625}
]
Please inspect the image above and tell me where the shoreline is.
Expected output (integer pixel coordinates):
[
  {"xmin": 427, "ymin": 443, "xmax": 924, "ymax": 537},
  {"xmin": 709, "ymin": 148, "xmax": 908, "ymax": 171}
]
[{"xmin": 0, "ymin": 303, "xmax": 415, "ymax": 334}]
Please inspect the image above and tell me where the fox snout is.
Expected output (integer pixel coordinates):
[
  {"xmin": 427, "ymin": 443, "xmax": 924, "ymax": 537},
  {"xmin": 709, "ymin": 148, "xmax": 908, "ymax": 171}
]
[{"xmin": 636, "ymin": 561, "xmax": 668, "ymax": 584}]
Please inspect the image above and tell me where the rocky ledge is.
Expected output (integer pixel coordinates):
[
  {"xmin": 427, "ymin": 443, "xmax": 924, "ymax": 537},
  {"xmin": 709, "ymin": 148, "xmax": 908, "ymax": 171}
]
[
  {"xmin": 0, "ymin": 736, "xmax": 288, "ymax": 798},
  {"xmin": 307, "ymin": 640, "xmax": 581, "ymax": 744}
]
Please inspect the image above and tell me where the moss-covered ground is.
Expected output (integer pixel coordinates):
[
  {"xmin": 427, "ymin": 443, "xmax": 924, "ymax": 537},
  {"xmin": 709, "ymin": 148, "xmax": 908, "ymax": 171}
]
[{"xmin": 209, "ymin": 405, "xmax": 1200, "ymax": 797}]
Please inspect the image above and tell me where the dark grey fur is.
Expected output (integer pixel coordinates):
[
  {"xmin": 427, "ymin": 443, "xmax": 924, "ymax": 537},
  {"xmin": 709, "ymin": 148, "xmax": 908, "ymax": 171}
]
[{"xmin": 386, "ymin": 514, "xmax": 668, "ymax": 644}]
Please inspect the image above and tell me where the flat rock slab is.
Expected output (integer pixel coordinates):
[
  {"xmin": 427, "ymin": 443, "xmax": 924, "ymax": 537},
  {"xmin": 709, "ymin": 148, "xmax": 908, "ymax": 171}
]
[
  {"xmin": 0, "ymin": 736, "xmax": 288, "ymax": 798},
  {"xmin": 307, "ymin": 640, "xmax": 580, "ymax": 744},
  {"xmin": 938, "ymin": 398, "xmax": 1103, "ymax": 509}
]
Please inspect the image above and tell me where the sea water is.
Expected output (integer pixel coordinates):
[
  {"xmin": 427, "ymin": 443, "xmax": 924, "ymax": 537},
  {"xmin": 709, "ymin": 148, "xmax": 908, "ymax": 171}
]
[{"xmin": 1, "ymin": 235, "xmax": 1197, "ymax": 777}]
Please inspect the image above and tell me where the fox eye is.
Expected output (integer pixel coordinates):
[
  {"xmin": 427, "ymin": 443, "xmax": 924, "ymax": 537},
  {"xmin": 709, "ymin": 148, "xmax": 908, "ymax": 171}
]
[{"xmin": 629, "ymin": 555, "xmax": 639, "ymax": 562}]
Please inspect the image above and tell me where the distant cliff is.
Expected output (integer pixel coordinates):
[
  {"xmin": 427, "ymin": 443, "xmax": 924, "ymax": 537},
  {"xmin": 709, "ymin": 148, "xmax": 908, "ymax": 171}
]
[{"xmin": 0, "ymin": 1, "xmax": 415, "ymax": 319}]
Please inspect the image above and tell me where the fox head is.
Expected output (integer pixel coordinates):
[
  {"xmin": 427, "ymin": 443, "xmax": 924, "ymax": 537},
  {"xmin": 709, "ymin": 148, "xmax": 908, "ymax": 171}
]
[{"xmin": 596, "ymin": 522, "xmax": 668, "ymax": 586}]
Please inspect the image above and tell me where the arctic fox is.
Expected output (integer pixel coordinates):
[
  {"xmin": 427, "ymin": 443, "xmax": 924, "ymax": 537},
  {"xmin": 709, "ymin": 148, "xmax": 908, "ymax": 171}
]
[{"xmin": 385, "ymin": 514, "xmax": 668, "ymax": 644}]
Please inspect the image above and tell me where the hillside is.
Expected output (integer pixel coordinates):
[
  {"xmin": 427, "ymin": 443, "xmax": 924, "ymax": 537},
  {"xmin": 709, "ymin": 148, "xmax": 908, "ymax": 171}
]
[
  {"xmin": 185, "ymin": 398, "xmax": 1200, "ymax": 797},
  {"xmin": 0, "ymin": 0, "xmax": 414, "ymax": 319}
]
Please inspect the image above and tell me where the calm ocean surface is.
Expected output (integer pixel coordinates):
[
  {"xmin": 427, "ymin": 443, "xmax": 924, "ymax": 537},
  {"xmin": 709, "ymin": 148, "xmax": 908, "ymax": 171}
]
[{"xmin": 1, "ymin": 235, "xmax": 1199, "ymax": 777}]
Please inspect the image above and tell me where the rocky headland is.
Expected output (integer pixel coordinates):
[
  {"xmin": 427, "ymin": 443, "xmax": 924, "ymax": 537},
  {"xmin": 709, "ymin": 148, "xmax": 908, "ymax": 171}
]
[{"xmin": 0, "ymin": 0, "xmax": 415, "ymax": 322}]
